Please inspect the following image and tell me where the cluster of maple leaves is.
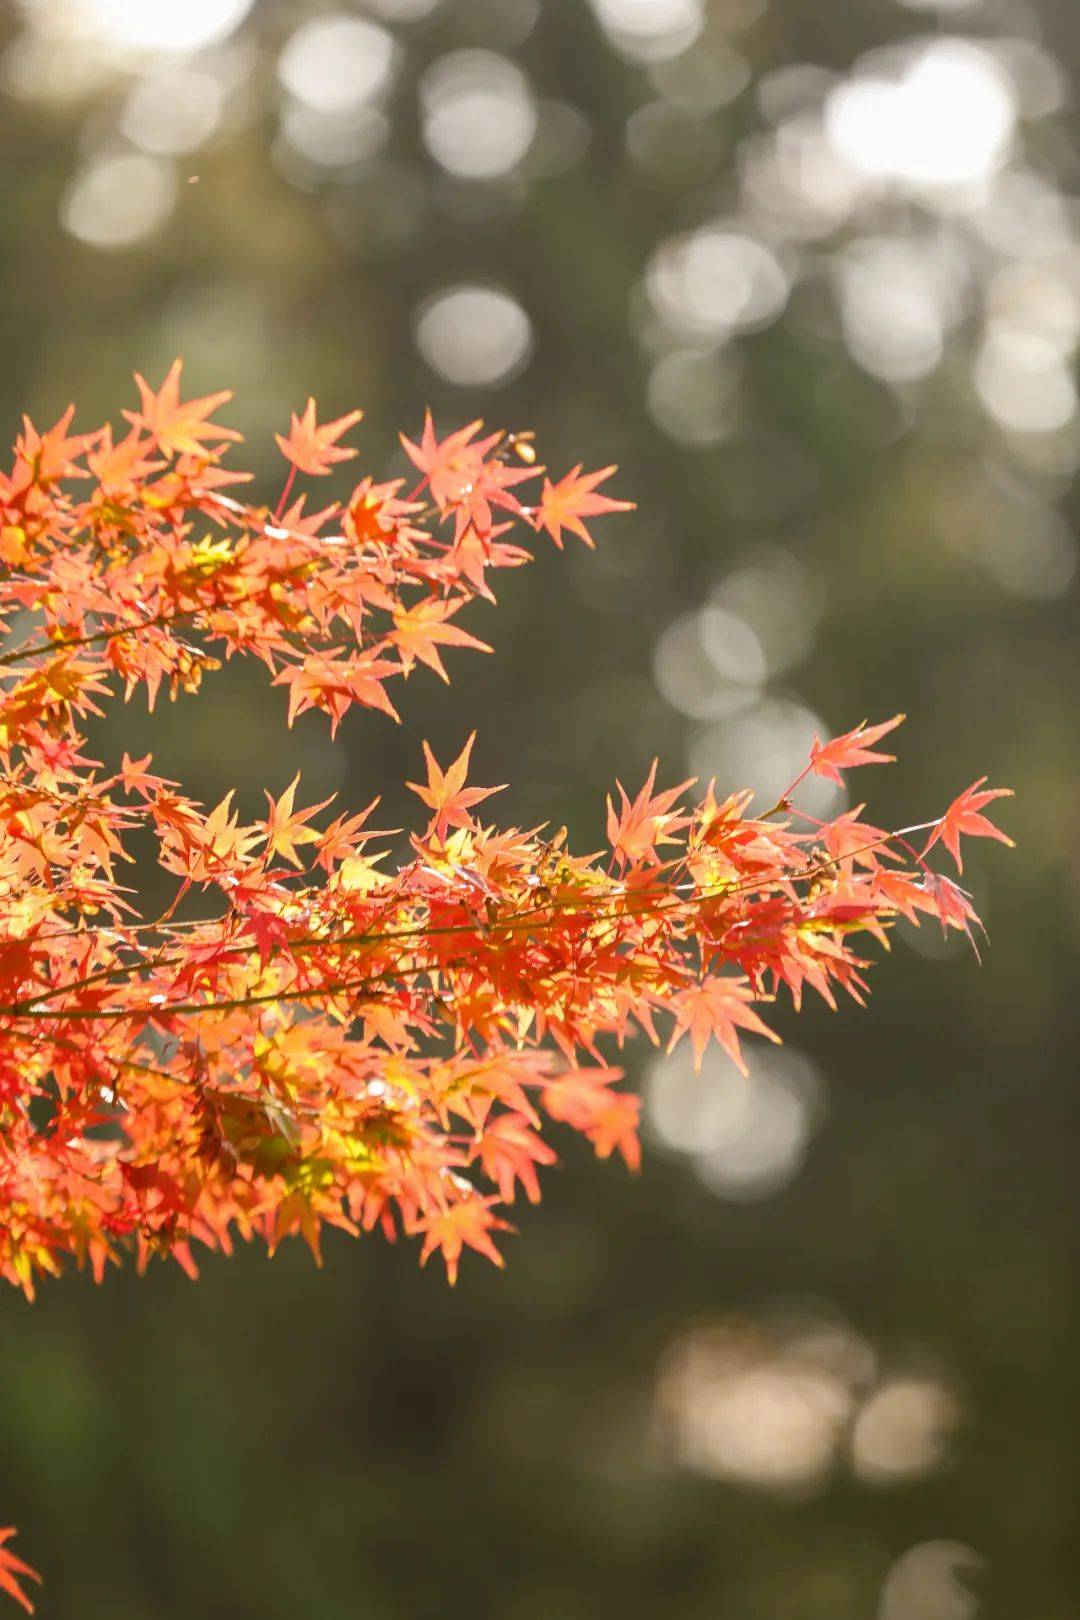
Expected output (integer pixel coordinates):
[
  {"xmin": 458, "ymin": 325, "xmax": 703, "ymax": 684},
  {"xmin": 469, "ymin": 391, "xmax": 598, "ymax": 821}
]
[{"xmin": 0, "ymin": 363, "xmax": 1011, "ymax": 1609}]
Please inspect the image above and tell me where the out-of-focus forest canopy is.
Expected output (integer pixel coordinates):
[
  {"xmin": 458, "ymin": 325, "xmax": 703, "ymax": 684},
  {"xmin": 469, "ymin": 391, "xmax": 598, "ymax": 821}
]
[{"xmin": 0, "ymin": 0, "xmax": 1076, "ymax": 1615}]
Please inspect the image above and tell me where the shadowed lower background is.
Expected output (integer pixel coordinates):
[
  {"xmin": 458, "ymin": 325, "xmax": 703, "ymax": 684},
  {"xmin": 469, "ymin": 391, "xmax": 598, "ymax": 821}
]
[{"xmin": 0, "ymin": 0, "xmax": 1078, "ymax": 1615}]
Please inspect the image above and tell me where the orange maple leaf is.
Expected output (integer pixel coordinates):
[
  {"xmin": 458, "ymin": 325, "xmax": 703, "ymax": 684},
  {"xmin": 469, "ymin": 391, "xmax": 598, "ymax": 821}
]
[
  {"xmin": 13, "ymin": 406, "xmax": 93, "ymax": 489},
  {"xmin": 472, "ymin": 1111, "xmax": 557, "ymax": 1204},
  {"xmin": 391, "ymin": 598, "xmax": 491, "ymax": 683},
  {"xmin": 126, "ymin": 359, "xmax": 241, "ymax": 459},
  {"xmin": 273, "ymin": 652, "xmax": 401, "ymax": 731},
  {"xmin": 536, "ymin": 464, "xmax": 633, "ymax": 549},
  {"xmin": 399, "ymin": 412, "xmax": 532, "ymax": 540},
  {"xmin": 668, "ymin": 976, "xmax": 781, "ymax": 1072},
  {"xmin": 0, "ymin": 1529, "xmax": 41, "ymax": 1615},
  {"xmin": 922, "ymin": 778, "xmax": 1014, "ymax": 873},
  {"xmin": 86, "ymin": 423, "xmax": 162, "ymax": 495},
  {"xmin": 417, "ymin": 1194, "xmax": 510, "ymax": 1284},
  {"xmin": 606, "ymin": 761, "xmax": 694, "ymax": 869},
  {"xmin": 275, "ymin": 399, "xmax": 363, "ymax": 477},
  {"xmin": 541, "ymin": 1066, "xmax": 641, "ymax": 1169},
  {"xmin": 400, "ymin": 413, "xmax": 495, "ymax": 505},
  {"xmin": 406, "ymin": 733, "xmax": 505, "ymax": 841},
  {"xmin": 262, "ymin": 774, "xmax": 332, "ymax": 868},
  {"xmin": 809, "ymin": 714, "xmax": 905, "ymax": 785}
]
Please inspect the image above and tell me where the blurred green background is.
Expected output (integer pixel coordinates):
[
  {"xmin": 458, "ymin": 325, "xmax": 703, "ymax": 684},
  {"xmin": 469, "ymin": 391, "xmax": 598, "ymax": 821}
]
[{"xmin": 1, "ymin": 0, "xmax": 1078, "ymax": 1615}]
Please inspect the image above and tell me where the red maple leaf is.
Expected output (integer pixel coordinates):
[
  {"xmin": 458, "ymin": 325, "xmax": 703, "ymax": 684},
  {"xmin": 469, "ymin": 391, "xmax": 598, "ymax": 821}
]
[
  {"xmin": 922, "ymin": 872, "xmax": 982, "ymax": 954},
  {"xmin": 400, "ymin": 413, "xmax": 496, "ymax": 507},
  {"xmin": 0, "ymin": 1529, "xmax": 41, "ymax": 1615},
  {"xmin": 922, "ymin": 778, "xmax": 1014, "ymax": 873},
  {"xmin": 400, "ymin": 413, "xmax": 532, "ymax": 539},
  {"xmin": 809, "ymin": 714, "xmax": 905, "ymax": 785}
]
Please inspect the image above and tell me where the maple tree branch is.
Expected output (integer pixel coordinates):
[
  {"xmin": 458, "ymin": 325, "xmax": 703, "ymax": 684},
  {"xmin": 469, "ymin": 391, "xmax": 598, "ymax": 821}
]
[
  {"xmin": 0, "ymin": 957, "xmax": 463, "ymax": 1023},
  {"xmin": 2, "ymin": 819, "xmax": 954, "ymax": 1024},
  {"xmin": 0, "ymin": 608, "xmax": 196, "ymax": 668},
  {"xmin": 0, "ymin": 367, "xmax": 1009, "ymax": 1347}
]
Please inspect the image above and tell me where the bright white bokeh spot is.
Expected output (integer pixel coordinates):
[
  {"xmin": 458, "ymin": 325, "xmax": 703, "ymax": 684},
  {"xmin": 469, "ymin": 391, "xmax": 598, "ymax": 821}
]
[
  {"xmin": 826, "ymin": 41, "xmax": 1016, "ymax": 191},
  {"xmin": 986, "ymin": 261, "xmax": 1080, "ymax": 360},
  {"xmin": 689, "ymin": 697, "xmax": 846, "ymax": 821},
  {"xmin": 647, "ymin": 1041, "xmax": 753, "ymax": 1157},
  {"xmin": 366, "ymin": 0, "xmax": 443, "ymax": 16},
  {"xmin": 420, "ymin": 50, "xmax": 536, "ymax": 180},
  {"xmin": 646, "ymin": 1043, "xmax": 823, "ymax": 1202},
  {"xmin": 697, "ymin": 605, "xmax": 769, "ymax": 690},
  {"xmin": 122, "ymin": 68, "xmax": 224, "ymax": 156},
  {"xmin": 657, "ymin": 1314, "xmax": 871, "ymax": 1491},
  {"xmin": 851, "ymin": 1378, "xmax": 959, "ymax": 1483},
  {"xmin": 677, "ymin": 1361, "xmax": 848, "ymax": 1484},
  {"xmin": 970, "ymin": 170, "xmax": 1073, "ymax": 260},
  {"xmin": 278, "ymin": 16, "xmax": 397, "ymax": 114},
  {"xmin": 693, "ymin": 1067, "xmax": 814, "ymax": 1201},
  {"xmin": 414, "ymin": 285, "xmax": 533, "ymax": 387},
  {"xmin": 879, "ymin": 1542, "xmax": 985, "ymax": 1620},
  {"xmin": 80, "ymin": 0, "xmax": 255, "ymax": 52},
  {"xmin": 838, "ymin": 237, "xmax": 968, "ymax": 383},
  {"xmin": 647, "ymin": 225, "xmax": 790, "ymax": 341},
  {"xmin": 280, "ymin": 105, "xmax": 389, "ymax": 171},
  {"xmin": 742, "ymin": 115, "xmax": 864, "ymax": 241},
  {"xmin": 713, "ymin": 548, "xmax": 824, "ymax": 677},
  {"xmin": 588, "ymin": 0, "xmax": 705, "ymax": 62},
  {"xmin": 62, "ymin": 152, "xmax": 177, "ymax": 249},
  {"xmin": 653, "ymin": 602, "xmax": 764, "ymax": 721},
  {"xmin": 650, "ymin": 609, "xmax": 761, "ymax": 722},
  {"xmin": 974, "ymin": 332, "xmax": 1078, "ymax": 435},
  {"xmin": 647, "ymin": 348, "xmax": 740, "ymax": 447}
]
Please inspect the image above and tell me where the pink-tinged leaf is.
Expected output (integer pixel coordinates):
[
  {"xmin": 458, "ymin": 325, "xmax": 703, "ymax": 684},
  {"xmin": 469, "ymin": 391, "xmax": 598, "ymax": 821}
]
[
  {"xmin": 922, "ymin": 778, "xmax": 1014, "ymax": 873},
  {"xmin": 809, "ymin": 715, "xmax": 905, "ymax": 785},
  {"xmin": 536, "ymin": 464, "xmax": 633, "ymax": 549},
  {"xmin": 667, "ymin": 976, "xmax": 780, "ymax": 1073},
  {"xmin": 471, "ymin": 1112, "xmax": 557, "ymax": 1204},
  {"xmin": 275, "ymin": 399, "xmax": 363, "ymax": 476},
  {"xmin": 125, "ymin": 358, "xmax": 240, "ymax": 458}
]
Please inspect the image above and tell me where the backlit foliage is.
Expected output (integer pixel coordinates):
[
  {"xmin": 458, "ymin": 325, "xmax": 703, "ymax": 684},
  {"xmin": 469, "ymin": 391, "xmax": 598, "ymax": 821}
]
[
  {"xmin": 0, "ymin": 359, "xmax": 1018, "ymax": 1292},
  {"xmin": 0, "ymin": 366, "xmax": 1013, "ymax": 1608},
  {"xmin": 0, "ymin": 359, "xmax": 1018, "ymax": 1288}
]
